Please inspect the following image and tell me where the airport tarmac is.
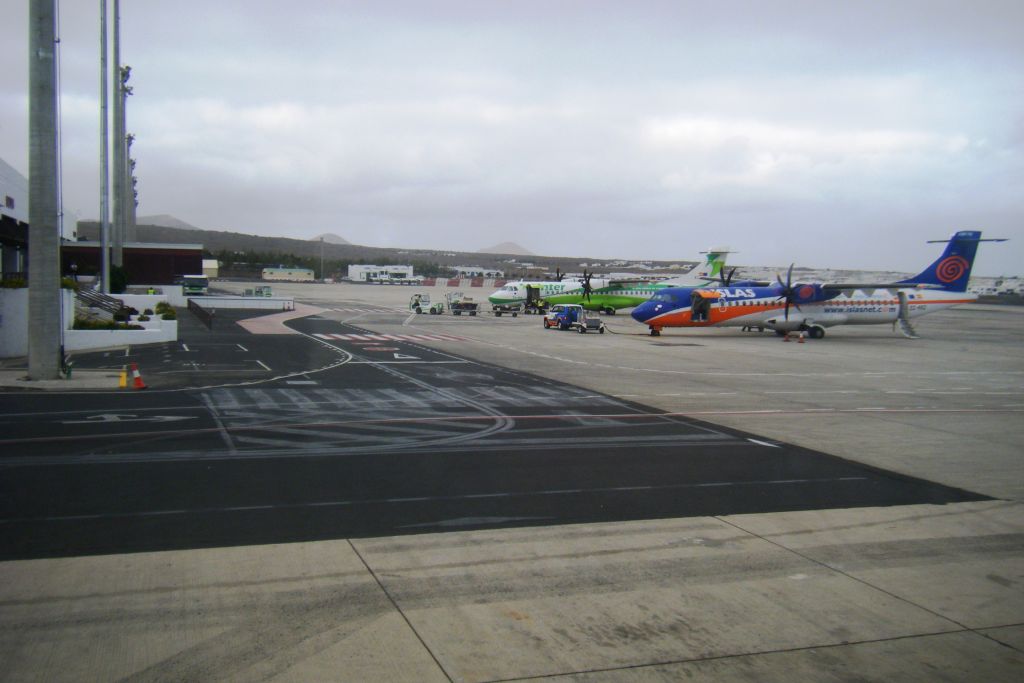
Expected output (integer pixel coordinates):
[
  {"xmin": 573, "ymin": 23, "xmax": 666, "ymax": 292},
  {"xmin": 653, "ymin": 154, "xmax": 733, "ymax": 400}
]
[{"xmin": 1, "ymin": 280, "xmax": 1022, "ymax": 681}]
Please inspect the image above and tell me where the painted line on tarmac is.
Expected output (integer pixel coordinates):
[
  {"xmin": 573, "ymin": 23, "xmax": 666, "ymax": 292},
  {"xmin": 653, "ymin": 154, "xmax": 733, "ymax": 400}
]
[
  {"xmin": 2, "ymin": 407, "xmax": 1020, "ymax": 450},
  {"xmin": 2, "ymin": 476, "xmax": 870, "ymax": 524}
]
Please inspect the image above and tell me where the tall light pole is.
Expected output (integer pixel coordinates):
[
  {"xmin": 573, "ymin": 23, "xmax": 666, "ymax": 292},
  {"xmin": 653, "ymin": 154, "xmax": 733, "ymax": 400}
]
[
  {"xmin": 110, "ymin": 0, "xmax": 123, "ymax": 266},
  {"xmin": 28, "ymin": 0, "xmax": 62, "ymax": 379},
  {"xmin": 99, "ymin": 0, "xmax": 110, "ymax": 292}
]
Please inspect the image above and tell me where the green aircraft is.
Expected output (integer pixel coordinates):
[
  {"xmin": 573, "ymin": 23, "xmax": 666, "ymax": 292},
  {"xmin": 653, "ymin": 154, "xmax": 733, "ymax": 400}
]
[{"xmin": 487, "ymin": 248, "xmax": 732, "ymax": 314}]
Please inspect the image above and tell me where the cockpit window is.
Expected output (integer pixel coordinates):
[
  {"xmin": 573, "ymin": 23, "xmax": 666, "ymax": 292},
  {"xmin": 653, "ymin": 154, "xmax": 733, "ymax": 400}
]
[{"xmin": 651, "ymin": 292, "xmax": 677, "ymax": 304}]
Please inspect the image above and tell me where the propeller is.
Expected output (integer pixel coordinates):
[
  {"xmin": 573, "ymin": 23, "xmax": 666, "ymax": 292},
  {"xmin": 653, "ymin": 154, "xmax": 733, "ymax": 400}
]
[
  {"xmin": 581, "ymin": 269, "xmax": 594, "ymax": 301},
  {"xmin": 774, "ymin": 264, "xmax": 801, "ymax": 320}
]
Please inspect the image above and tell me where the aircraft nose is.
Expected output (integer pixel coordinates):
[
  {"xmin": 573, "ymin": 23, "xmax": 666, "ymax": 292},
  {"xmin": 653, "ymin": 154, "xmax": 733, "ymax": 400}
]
[{"xmin": 631, "ymin": 303, "xmax": 652, "ymax": 323}]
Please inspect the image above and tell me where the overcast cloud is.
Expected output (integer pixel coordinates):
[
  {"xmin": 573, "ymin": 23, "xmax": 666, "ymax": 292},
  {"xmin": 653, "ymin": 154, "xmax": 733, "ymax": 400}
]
[{"xmin": 1, "ymin": 1, "xmax": 1022, "ymax": 273}]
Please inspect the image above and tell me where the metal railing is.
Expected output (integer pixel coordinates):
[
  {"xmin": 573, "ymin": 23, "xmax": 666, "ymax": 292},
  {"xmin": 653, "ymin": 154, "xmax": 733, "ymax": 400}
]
[
  {"xmin": 76, "ymin": 288, "xmax": 127, "ymax": 316},
  {"xmin": 1, "ymin": 271, "xmax": 27, "ymax": 284}
]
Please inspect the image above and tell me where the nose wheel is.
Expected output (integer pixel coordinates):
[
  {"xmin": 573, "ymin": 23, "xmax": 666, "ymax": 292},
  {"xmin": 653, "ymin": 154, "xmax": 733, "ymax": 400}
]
[{"xmin": 649, "ymin": 328, "xmax": 661, "ymax": 337}]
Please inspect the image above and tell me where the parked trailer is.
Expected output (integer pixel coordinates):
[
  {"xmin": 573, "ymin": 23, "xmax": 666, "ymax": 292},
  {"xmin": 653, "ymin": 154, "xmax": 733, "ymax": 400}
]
[
  {"xmin": 445, "ymin": 291, "xmax": 479, "ymax": 316},
  {"xmin": 492, "ymin": 303, "xmax": 520, "ymax": 317}
]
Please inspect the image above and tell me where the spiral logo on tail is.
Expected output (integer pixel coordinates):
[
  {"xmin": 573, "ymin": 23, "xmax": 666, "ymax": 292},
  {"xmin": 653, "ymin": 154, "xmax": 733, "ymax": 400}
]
[{"xmin": 935, "ymin": 256, "xmax": 969, "ymax": 283}]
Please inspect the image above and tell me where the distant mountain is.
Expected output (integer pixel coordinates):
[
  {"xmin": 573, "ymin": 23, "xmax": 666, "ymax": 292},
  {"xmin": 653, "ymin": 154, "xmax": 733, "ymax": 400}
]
[
  {"xmin": 478, "ymin": 241, "xmax": 534, "ymax": 256},
  {"xmin": 74, "ymin": 219, "xmax": 697, "ymax": 276},
  {"xmin": 312, "ymin": 232, "xmax": 350, "ymax": 245},
  {"xmin": 137, "ymin": 214, "xmax": 199, "ymax": 230}
]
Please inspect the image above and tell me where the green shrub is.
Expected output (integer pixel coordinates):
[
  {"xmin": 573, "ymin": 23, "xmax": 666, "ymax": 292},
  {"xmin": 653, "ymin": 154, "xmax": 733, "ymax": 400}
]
[
  {"xmin": 113, "ymin": 310, "xmax": 128, "ymax": 322},
  {"xmin": 73, "ymin": 318, "xmax": 145, "ymax": 330},
  {"xmin": 110, "ymin": 265, "xmax": 128, "ymax": 294},
  {"xmin": 137, "ymin": 314, "xmax": 151, "ymax": 321},
  {"xmin": 161, "ymin": 311, "xmax": 177, "ymax": 320},
  {"xmin": 143, "ymin": 308, "xmax": 154, "ymax": 315},
  {"xmin": 61, "ymin": 277, "xmax": 79, "ymax": 291},
  {"xmin": 1, "ymin": 278, "xmax": 27, "ymax": 288},
  {"xmin": 155, "ymin": 301, "xmax": 172, "ymax": 314}
]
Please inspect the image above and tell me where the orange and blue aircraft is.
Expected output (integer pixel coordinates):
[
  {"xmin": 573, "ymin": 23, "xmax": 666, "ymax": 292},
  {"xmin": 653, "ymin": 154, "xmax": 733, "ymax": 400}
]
[{"xmin": 631, "ymin": 231, "xmax": 1005, "ymax": 339}]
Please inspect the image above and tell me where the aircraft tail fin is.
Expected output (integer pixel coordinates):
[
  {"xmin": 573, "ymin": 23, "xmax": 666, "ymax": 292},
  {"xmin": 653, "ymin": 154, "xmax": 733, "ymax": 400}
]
[
  {"xmin": 898, "ymin": 231, "xmax": 986, "ymax": 292},
  {"xmin": 695, "ymin": 246, "xmax": 731, "ymax": 281}
]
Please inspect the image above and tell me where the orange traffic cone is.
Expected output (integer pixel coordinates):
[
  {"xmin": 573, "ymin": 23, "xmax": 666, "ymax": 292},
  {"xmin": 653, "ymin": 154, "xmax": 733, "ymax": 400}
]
[
  {"xmin": 783, "ymin": 332, "xmax": 791, "ymax": 342},
  {"xmin": 130, "ymin": 362, "xmax": 147, "ymax": 390},
  {"xmin": 798, "ymin": 332, "xmax": 806, "ymax": 343}
]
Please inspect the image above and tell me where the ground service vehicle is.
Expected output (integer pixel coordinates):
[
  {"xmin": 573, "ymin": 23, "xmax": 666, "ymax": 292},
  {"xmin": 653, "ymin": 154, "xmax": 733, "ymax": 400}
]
[
  {"xmin": 446, "ymin": 292, "xmax": 479, "ymax": 316},
  {"xmin": 543, "ymin": 304, "xmax": 584, "ymax": 330},
  {"xmin": 409, "ymin": 293, "xmax": 443, "ymax": 314},
  {"xmin": 177, "ymin": 274, "xmax": 209, "ymax": 296}
]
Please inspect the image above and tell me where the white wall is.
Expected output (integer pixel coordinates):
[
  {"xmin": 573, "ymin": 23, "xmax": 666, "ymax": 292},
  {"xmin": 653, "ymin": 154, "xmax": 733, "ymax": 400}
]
[
  {"xmin": 2, "ymin": 289, "xmax": 184, "ymax": 357},
  {"xmin": 64, "ymin": 320, "xmax": 179, "ymax": 352},
  {"xmin": 0, "ymin": 157, "xmax": 28, "ymax": 223},
  {"xmin": 0, "ymin": 287, "xmax": 28, "ymax": 357},
  {"xmin": 197, "ymin": 296, "xmax": 295, "ymax": 310}
]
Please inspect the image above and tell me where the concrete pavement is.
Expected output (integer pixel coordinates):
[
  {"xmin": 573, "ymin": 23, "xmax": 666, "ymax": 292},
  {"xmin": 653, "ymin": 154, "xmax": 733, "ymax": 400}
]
[
  {"xmin": 0, "ymin": 367, "xmax": 123, "ymax": 390},
  {"xmin": 2, "ymin": 503, "xmax": 1021, "ymax": 681}
]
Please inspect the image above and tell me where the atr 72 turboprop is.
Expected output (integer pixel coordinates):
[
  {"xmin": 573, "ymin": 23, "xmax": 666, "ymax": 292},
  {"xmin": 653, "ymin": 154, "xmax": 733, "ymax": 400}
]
[
  {"xmin": 631, "ymin": 231, "xmax": 1005, "ymax": 339},
  {"xmin": 487, "ymin": 247, "xmax": 733, "ymax": 315}
]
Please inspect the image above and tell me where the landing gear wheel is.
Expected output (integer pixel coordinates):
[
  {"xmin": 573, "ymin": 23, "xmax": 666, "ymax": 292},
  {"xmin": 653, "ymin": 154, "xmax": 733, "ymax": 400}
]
[
  {"xmin": 649, "ymin": 328, "xmax": 661, "ymax": 337},
  {"xmin": 808, "ymin": 326, "xmax": 826, "ymax": 339}
]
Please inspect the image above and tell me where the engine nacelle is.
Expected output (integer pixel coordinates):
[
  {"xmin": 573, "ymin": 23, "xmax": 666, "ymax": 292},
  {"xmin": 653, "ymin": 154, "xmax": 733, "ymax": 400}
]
[{"xmin": 763, "ymin": 317, "xmax": 806, "ymax": 332}]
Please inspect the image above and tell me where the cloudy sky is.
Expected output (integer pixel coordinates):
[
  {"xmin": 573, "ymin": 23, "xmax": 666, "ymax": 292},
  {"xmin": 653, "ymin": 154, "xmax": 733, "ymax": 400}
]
[{"xmin": 2, "ymin": 1, "xmax": 1022, "ymax": 273}]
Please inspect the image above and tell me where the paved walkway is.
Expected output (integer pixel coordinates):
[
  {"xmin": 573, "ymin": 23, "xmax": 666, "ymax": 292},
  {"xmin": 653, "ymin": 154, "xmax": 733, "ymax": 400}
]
[
  {"xmin": 0, "ymin": 368, "xmax": 123, "ymax": 391},
  {"xmin": 235, "ymin": 303, "xmax": 326, "ymax": 334}
]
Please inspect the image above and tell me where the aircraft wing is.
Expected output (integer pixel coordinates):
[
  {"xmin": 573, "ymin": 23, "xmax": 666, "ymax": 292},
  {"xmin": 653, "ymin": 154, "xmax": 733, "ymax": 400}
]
[
  {"xmin": 605, "ymin": 278, "xmax": 653, "ymax": 287},
  {"xmin": 820, "ymin": 282, "xmax": 943, "ymax": 291}
]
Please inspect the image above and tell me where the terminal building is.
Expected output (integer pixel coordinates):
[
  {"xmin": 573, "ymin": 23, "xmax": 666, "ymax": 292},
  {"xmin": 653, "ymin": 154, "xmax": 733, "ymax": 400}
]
[
  {"xmin": 452, "ymin": 266, "xmax": 504, "ymax": 278},
  {"xmin": 262, "ymin": 267, "xmax": 314, "ymax": 282},
  {"xmin": 347, "ymin": 264, "xmax": 416, "ymax": 282}
]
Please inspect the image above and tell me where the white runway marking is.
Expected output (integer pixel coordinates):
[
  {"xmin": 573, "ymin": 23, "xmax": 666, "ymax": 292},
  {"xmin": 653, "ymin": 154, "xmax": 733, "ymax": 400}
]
[{"xmin": 315, "ymin": 332, "xmax": 468, "ymax": 342}]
